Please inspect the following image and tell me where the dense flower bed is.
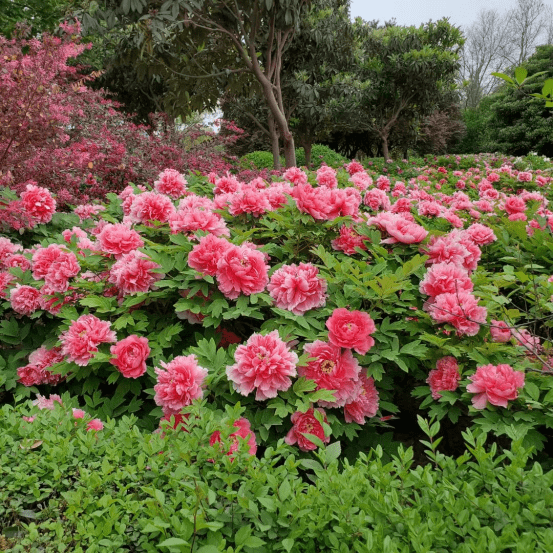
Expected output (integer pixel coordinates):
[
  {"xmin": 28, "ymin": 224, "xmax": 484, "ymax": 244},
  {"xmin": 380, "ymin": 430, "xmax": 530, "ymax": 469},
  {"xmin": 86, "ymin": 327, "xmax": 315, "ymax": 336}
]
[{"xmin": 1, "ymin": 154, "xmax": 553, "ymax": 458}]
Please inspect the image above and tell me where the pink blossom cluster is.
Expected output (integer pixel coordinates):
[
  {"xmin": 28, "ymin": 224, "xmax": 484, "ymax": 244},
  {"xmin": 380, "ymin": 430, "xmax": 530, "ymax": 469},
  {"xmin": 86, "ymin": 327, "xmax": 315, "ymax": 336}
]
[{"xmin": 17, "ymin": 346, "xmax": 65, "ymax": 387}]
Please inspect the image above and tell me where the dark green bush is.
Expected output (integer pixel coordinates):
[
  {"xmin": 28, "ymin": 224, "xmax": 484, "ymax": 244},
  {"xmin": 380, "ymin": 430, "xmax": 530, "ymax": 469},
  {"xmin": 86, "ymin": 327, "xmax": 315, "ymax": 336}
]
[
  {"xmin": 2, "ymin": 399, "xmax": 553, "ymax": 552},
  {"xmin": 295, "ymin": 144, "xmax": 348, "ymax": 169},
  {"xmin": 240, "ymin": 151, "xmax": 277, "ymax": 171}
]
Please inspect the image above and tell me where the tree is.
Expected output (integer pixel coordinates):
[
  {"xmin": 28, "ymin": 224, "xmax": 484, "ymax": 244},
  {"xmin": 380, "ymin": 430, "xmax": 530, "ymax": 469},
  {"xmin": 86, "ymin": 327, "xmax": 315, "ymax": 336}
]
[
  {"xmin": 330, "ymin": 19, "xmax": 463, "ymax": 160},
  {"xmin": 80, "ymin": 0, "xmax": 313, "ymax": 168},
  {"xmin": 0, "ymin": 0, "xmax": 71, "ymax": 36},
  {"xmin": 482, "ymin": 45, "xmax": 553, "ymax": 157}
]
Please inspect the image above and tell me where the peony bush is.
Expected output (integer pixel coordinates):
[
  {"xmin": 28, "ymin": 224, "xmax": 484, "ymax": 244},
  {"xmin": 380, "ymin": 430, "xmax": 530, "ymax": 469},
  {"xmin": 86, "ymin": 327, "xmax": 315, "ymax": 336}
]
[{"xmin": 1, "ymin": 152, "xmax": 553, "ymax": 458}]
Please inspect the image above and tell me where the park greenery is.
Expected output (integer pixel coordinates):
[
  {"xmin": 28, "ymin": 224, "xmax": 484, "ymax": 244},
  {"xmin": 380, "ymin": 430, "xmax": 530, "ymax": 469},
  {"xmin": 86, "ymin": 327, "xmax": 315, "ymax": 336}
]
[{"xmin": 2, "ymin": 0, "xmax": 553, "ymax": 551}]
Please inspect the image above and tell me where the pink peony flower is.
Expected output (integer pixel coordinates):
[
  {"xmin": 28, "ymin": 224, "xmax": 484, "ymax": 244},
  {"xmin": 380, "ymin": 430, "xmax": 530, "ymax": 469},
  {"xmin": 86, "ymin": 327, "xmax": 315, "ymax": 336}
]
[
  {"xmin": 467, "ymin": 364, "xmax": 525, "ymax": 409},
  {"xmin": 517, "ymin": 172, "xmax": 532, "ymax": 182},
  {"xmin": 215, "ymin": 244, "xmax": 269, "ymax": 300},
  {"xmin": 17, "ymin": 345, "xmax": 64, "ymax": 386},
  {"xmin": 10, "ymin": 284, "xmax": 41, "ymax": 315},
  {"xmin": 299, "ymin": 341, "xmax": 360, "ymax": 407},
  {"xmin": 331, "ymin": 225, "xmax": 367, "ymax": 255},
  {"xmin": 326, "ymin": 308, "xmax": 376, "ymax": 355},
  {"xmin": 490, "ymin": 320, "xmax": 512, "ymax": 342},
  {"xmin": 20, "ymin": 183, "xmax": 56, "ymax": 224},
  {"xmin": 128, "ymin": 192, "xmax": 176, "ymax": 225},
  {"xmin": 72, "ymin": 409, "xmax": 86, "ymax": 419},
  {"xmin": 427, "ymin": 292, "xmax": 487, "ymax": 336},
  {"xmin": 62, "ymin": 227, "xmax": 96, "ymax": 251},
  {"xmin": 98, "ymin": 223, "xmax": 144, "ymax": 256},
  {"xmin": 346, "ymin": 160, "xmax": 365, "ymax": 176},
  {"xmin": 108, "ymin": 250, "xmax": 162, "ymax": 295},
  {"xmin": 226, "ymin": 330, "xmax": 298, "ymax": 400},
  {"xmin": 110, "ymin": 335, "xmax": 150, "ymax": 378},
  {"xmin": 283, "ymin": 167, "xmax": 308, "ymax": 186},
  {"xmin": 426, "ymin": 356, "xmax": 461, "ymax": 399},
  {"xmin": 316, "ymin": 165, "xmax": 338, "ymax": 188},
  {"xmin": 419, "ymin": 262, "xmax": 473, "ymax": 298},
  {"xmin": 465, "ymin": 223, "xmax": 497, "ymax": 245},
  {"xmin": 188, "ymin": 234, "xmax": 233, "ymax": 276},
  {"xmin": 17, "ymin": 364, "xmax": 47, "ymax": 386},
  {"xmin": 169, "ymin": 208, "xmax": 229, "ymax": 237},
  {"xmin": 32, "ymin": 394, "xmax": 62, "ymax": 410},
  {"xmin": 364, "ymin": 188, "xmax": 391, "ymax": 211},
  {"xmin": 504, "ymin": 196, "xmax": 526, "ymax": 215},
  {"xmin": 60, "ymin": 314, "xmax": 116, "ymax": 366},
  {"xmin": 31, "ymin": 244, "xmax": 80, "ymax": 292},
  {"xmin": 154, "ymin": 168, "xmax": 188, "ymax": 198},
  {"xmin": 4, "ymin": 254, "xmax": 31, "ymax": 272},
  {"xmin": 228, "ymin": 184, "xmax": 272, "ymax": 216},
  {"xmin": 209, "ymin": 417, "xmax": 257, "ymax": 456},
  {"xmin": 87, "ymin": 418, "xmax": 104, "ymax": 431},
  {"xmin": 214, "ymin": 173, "xmax": 242, "ymax": 194},
  {"xmin": 350, "ymin": 172, "xmax": 372, "ymax": 190},
  {"xmin": 267, "ymin": 262, "xmax": 327, "ymax": 315},
  {"xmin": 154, "ymin": 355, "xmax": 208, "ymax": 415},
  {"xmin": 285, "ymin": 408, "xmax": 330, "ymax": 451},
  {"xmin": 343, "ymin": 372, "xmax": 379, "ymax": 424}
]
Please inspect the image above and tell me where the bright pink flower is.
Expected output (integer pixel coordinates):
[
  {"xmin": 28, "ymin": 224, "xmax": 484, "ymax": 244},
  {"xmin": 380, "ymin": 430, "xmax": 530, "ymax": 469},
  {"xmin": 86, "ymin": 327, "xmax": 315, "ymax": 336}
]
[
  {"xmin": 226, "ymin": 330, "xmax": 298, "ymax": 400},
  {"xmin": 326, "ymin": 308, "xmax": 376, "ymax": 355},
  {"xmin": 72, "ymin": 408, "xmax": 86, "ymax": 419},
  {"xmin": 508, "ymin": 212, "xmax": 527, "ymax": 222},
  {"xmin": 154, "ymin": 355, "xmax": 208, "ymax": 415},
  {"xmin": 427, "ymin": 292, "xmax": 487, "ymax": 336},
  {"xmin": 228, "ymin": 184, "xmax": 272, "ymax": 216},
  {"xmin": 346, "ymin": 160, "xmax": 364, "ymax": 176},
  {"xmin": 169, "ymin": 208, "xmax": 229, "ymax": 237},
  {"xmin": 214, "ymin": 173, "xmax": 241, "ymax": 194},
  {"xmin": 364, "ymin": 188, "xmax": 391, "ymax": 211},
  {"xmin": 292, "ymin": 184, "xmax": 360, "ymax": 220},
  {"xmin": 31, "ymin": 244, "xmax": 80, "ymax": 292},
  {"xmin": 285, "ymin": 408, "xmax": 330, "ymax": 451},
  {"xmin": 128, "ymin": 192, "xmax": 175, "ymax": 225},
  {"xmin": 17, "ymin": 364, "xmax": 47, "ymax": 386},
  {"xmin": 504, "ymin": 196, "xmax": 526, "ymax": 215},
  {"xmin": 108, "ymin": 250, "xmax": 162, "ymax": 295},
  {"xmin": 427, "ymin": 356, "xmax": 461, "ymax": 399},
  {"xmin": 110, "ymin": 335, "xmax": 150, "ymax": 378},
  {"xmin": 32, "ymin": 394, "xmax": 62, "ymax": 410},
  {"xmin": 10, "ymin": 284, "xmax": 41, "ymax": 315},
  {"xmin": 349, "ymin": 172, "xmax": 372, "ymax": 190},
  {"xmin": 0, "ymin": 237, "xmax": 23, "ymax": 267},
  {"xmin": 0, "ymin": 271, "xmax": 14, "ymax": 299},
  {"xmin": 283, "ymin": 167, "xmax": 308, "ymax": 186},
  {"xmin": 316, "ymin": 165, "xmax": 338, "ymax": 188},
  {"xmin": 87, "ymin": 419, "xmax": 104, "ymax": 431},
  {"xmin": 376, "ymin": 175, "xmax": 391, "ymax": 191},
  {"xmin": 343, "ymin": 372, "xmax": 379, "ymax": 424},
  {"xmin": 4, "ymin": 254, "xmax": 31, "ymax": 272},
  {"xmin": 467, "ymin": 364, "xmax": 525, "ymax": 409},
  {"xmin": 331, "ymin": 225, "xmax": 367, "ymax": 255},
  {"xmin": 381, "ymin": 217, "xmax": 428, "ymax": 245},
  {"xmin": 490, "ymin": 320, "xmax": 512, "ymax": 342},
  {"xmin": 209, "ymin": 418, "xmax": 257, "ymax": 456},
  {"xmin": 60, "ymin": 314, "xmax": 116, "ymax": 366},
  {"xmin": 267, "ymin": 262, "xmax": 327, "ymax": 315},
  {"xmin": 20, "ymin": 183, "xmax": 56, "ymax": 224},
  {"xmin": 419, "ymin": 262, "xmax": 473, "ymax": 298},
  {"xmin": 215, "ymin": 244, "xmax": 269, "ymax": 300},
  {"xmin": 517, "ymin": 172, "xmax": 532, "ymax": 182},
  {"xmin": 73, "ymin": 204, "xmax": 106, "ymax": 221},
  {"xmin": 299, "ymin": 341, "xmax": 360, "ymax": 407},
  {"xmin": 154, "ymin": 168, "xmax": 188, "ymax": 198},
  {"xmin": 98, "ymin": 223, "xmax": 144, "ymax": 256},
  {"xmin": 188, "ymin": 234, "xmax": 233, "ymax": 276},
  {"xmin": 62, "ymin": 227, "xmax": 96, "ymax": 251}
]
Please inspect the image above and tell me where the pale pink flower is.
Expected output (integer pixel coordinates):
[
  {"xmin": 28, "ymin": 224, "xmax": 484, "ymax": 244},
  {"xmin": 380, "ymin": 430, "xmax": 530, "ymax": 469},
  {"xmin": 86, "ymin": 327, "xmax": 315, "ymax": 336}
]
[
  {"xmin": 344, "ymin": 373, "xmax": 379, "ymax": 424},
  {"xmin": 267, "ymin": 262, "xmax": 327, "ymax": 315},
  {"xmin": 31, "ymin": 244, "xmax": 80, "ymax": 292},
  {"xmin": 349, "ymin": 172, "xmax": 372, "ymax": 190},
  {"xmin": 98, "ymin": 223, "xmax": 144, "ymax": 256},
  {"xmin": 285, "ymin": 408, "xmax": 330, "ymax": 451},
  {"xmin": 73, "ymin": 204, "xmax": 106, "ymax": 221},
  {"xmin": 72, "ymin": 408, "xmax": 86, "ymax": 419},
  {"xmin": 154, "ymin": 168, "xmax": 188, "ymax": 198},
  {"xmin": 215, "ymin": 244, "xmax": 269, "ymax": 300},
  {"xmin": 364, "ymin": 188, "xmax": 391, "ymax": 211},
  {"xmin": 0, "ymin": 271, "xmax": 14, "ymax": 299},
  {"xmin": 299, "ymin": 341, "xmax": 360, "ymax": 407},
  {"xmin": 154, "ymin": 355, "xmax": 208, "ymax": 415},
  {"xmin": 467, "ymin": 364, "xmax": 525, "ymax": 409},
  {"xmin": 226, "ymin": 330, "xmax": 298, "ymax": 400},
  {"xmin": 87, "ymin": 419, "xmax": 104, "ymax": 431},
  {"xmin": 426, "ymin": 356, "xmax": 461, "ymax": 399},
  {"xmin": 504, "ymin": 196, "xmax": 526, "ymax": 215},
  {"xmin": 60, "ymin": 314, "xmax": 116, "ymax": 366},
  {"xmin": 32, "ymin": 394, "xmax": 62, "ymax": 410},
  {"xmin": 168, "ymin": 209, "xmax": 229, "ymax": 237},
  {"xmin": 316, "ymin": 165, "xmax": 338, "ymax": 188},
  {"xmin": 465, "ymin": 223, "xmax": 497, "ymax": 245},
  {"xmin": 20, "ymin": 183, "xmax": 56, "ymax": 224},
  {"xmin": 62, "ymin": 227, "xmax": 96, "ymax": 251},
  {"xmin": 0, "ymin": 237, "xmax": 23, "ymax": 267},
  {"xmin": 214, "ymin": 173, "xmax": 242, "ymax": 194},
  {"xmin": 228, "ymin": 184, "xmax": 272, "ymax": 217}
]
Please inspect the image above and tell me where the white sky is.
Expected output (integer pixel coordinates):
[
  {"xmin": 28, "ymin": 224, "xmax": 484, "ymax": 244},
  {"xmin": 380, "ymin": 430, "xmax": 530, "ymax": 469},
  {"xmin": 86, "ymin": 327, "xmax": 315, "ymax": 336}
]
[{"xmin": 350, "ymin": 0, "xmax": 553, "ymax": 31}]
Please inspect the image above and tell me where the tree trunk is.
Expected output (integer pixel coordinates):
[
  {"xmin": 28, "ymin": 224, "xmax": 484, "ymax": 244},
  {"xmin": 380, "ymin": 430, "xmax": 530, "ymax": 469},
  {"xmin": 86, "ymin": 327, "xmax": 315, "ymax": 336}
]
[
  {"xmin": 403, "ymin": 149, "xmax": 409, "ymax": 160},
  {"xmin": 282, "ymin": 133, "xmax": 296, "ymax": 168},
  {"xmin": 268, "ymin": 113, "xmax": 281, "ymax": 170},
  {"xmin": 304, "ymin": 141, "xmax": 312, "ymax": 169},
  {"xmin": 381, "ymin": 135, "xmax": 390, "ymax": 161}
]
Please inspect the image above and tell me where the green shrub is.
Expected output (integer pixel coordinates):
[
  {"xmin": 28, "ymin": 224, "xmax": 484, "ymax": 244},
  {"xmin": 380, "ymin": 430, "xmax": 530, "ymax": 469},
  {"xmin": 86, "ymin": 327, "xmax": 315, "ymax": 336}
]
[
  {"xmin": 240, "ymin": 151, "xmax": 278, "ymax": 170},
  {"xmin": 295, "ymin": 144, "xmax": 349, "ymax": 169},
  {"xmin": 2, "ymin": 399, "xmax": 553, "ymax": 552}
]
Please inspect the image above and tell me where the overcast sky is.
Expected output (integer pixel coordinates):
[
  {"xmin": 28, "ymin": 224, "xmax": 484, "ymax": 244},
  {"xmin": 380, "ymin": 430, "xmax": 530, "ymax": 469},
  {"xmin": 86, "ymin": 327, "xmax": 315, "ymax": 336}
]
[{"xmin": 350, "ymin": 0, "xmax": 553, "ymax": 32}]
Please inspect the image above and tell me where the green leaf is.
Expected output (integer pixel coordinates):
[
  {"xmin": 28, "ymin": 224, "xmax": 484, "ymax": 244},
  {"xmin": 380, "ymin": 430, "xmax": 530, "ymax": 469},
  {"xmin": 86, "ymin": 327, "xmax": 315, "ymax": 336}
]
[
  {"xmin": 491, "ymin": 72, "xmax": 514, "ymax": 85},
  {"xmin": 514, "ymin": 66, "xmax": 527, "ymax": 85},
  {"xmin": 235, "ymin": 525, "xmax": 251, "ymax": 547},
  {"xmin": 542, "ymin": 78, "xmax": 553, "ymax": 97},
  {"xmin": 301, "ymin": 433, "xmax": 325, "ymax": 449},
  {"xmin": 158, "ymin": 537, "xmax": 189, "ymax": 548},
  {"xmin": 325, "ymin": 441, "xmax": 341, "ymax": 464}
]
